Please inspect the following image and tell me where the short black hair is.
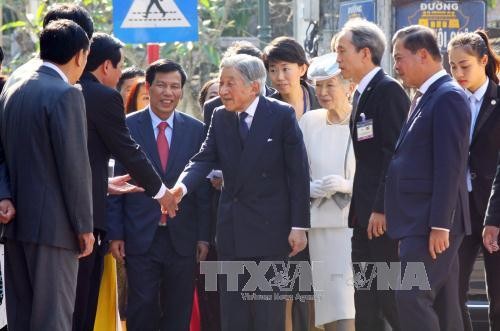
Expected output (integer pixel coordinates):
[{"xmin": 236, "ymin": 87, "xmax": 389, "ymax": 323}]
[
  {"xmin": 0, "ymin": 46, "xmax": 3, "ymax": 65},
  {"xmin": 43, "ymin": 3, "xmax": 94, "ymax": 39},
  {"xmin": 393, "ymin": 25, "xmax": 442, "ymax": 62},
  {"xmin": 117, "ymin": 67, "xmax": 145, "ymax": 91},
  {"xmin": 40, "ymin": 19, "xmax": 89, "ymax": 65},
  {"xmin": 145, "ymin": 59, "xmax": 187, "ymax": 87},
  {"xmin": 262, "ymin": 36, "xmax": 308, "ymax": 70},
  {"xmin": 84, "ymin": 33, "xmax": 124, "ymax": 72}
]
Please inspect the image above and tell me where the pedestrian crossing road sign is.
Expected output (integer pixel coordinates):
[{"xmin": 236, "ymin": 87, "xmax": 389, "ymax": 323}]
[{"xmin": 113, "ymin": 0, "xmax": 198, "ymax": 44}]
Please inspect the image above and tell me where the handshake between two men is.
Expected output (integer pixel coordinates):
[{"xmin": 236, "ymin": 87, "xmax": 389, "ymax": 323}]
[{"xmin": 156, "ymin": 184, "xmax": 307, "ymax": 258}]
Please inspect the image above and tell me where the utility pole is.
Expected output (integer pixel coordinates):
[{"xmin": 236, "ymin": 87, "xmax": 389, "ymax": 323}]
[
  {"xmin": 377, "ymin": 0, "xmax": 393, "ymax": 73},
  {"xmin": 319, "ymin": 0, "xmax": 337, "ymax": 55},
  {"xmin": 258, "ymin": 0, "xmax": 272, "ymax": 47}
]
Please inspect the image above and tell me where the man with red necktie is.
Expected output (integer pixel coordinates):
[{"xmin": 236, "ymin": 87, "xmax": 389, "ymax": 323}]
[{"xmin": 107, "ymin": 59, "xmax": 211, "ymax": 331}]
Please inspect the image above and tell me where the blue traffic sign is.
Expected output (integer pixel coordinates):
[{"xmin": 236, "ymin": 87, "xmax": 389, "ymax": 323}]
[
  {"xmin": 338, "ymin": 0, "xmax": 376, "ymax": 29},
  {"xmin": 113, "ymin": 0, "xmax": 198, "ymax": 44}
]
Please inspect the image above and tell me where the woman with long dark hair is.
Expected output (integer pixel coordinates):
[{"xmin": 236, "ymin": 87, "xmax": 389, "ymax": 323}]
[{"xmin": 448, "ymin": 30, "xmax": 500, "ymax": 331}]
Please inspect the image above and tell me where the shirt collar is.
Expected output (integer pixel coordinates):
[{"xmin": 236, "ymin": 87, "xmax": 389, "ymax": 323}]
[
  {"xmin": 149, "ymin": 107, "xmax": 175, "ymax": 129},
  {"xmin": 41, "ymin": 61, "xmax": 69, "ymax": 83},
  {"xmin": 238, "ymin": 96, "xmax": 260, "ymax": 117},
  {"xmin": 357, "ymin": 67, "xmax": 382, "ymax": 95},
  {"xmin": 418, "ymin": 69, "xmax": 447, "ymax": 95},
  {"xmin": 465, "ymin": 78, "xmax": 489, "ymax": 102}
]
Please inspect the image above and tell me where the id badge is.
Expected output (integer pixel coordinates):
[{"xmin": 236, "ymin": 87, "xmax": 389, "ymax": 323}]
[{"xmin": 356, "ymin": 118, "xmax": 374, "ymax": 141}]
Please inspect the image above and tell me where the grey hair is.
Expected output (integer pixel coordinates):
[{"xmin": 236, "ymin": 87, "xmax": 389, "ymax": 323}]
[
  {"xmin": 220, "ymin": 54, "xmax": 267, "ymax": 95},
  {"xmin": 340, "ymin": 18, "xmax": 386, "ymax": 66}
]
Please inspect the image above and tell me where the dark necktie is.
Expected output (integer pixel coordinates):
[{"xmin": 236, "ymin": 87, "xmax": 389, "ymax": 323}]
[
  {"xmin": 238, "ymin": 112, "xmax": 249, "ymax": 144},
  {"xmin": 407, "ymin": 90, "xmax": 423, "ymax": 121},
  {"xmin": 157, "ymin": 121, "xmax": 169, "ymax": 225},
  {"xmin": 351, "ymin": 90, "xmax": 361, "ymax": 123}
]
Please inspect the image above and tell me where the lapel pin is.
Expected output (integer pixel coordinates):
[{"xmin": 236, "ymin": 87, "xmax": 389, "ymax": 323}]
[
  {"xmin": 367, "ymin": 87, "xmax": 372, "ymax": 91},
  {"xmin": 491, "ymin": 100, "xmax": 497, "ymax": 105}
]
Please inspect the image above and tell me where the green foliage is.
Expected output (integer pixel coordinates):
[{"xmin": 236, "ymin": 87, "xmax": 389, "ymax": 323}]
[{"xmin": 0, "ymin": 0, "xmax": 258, "ymax": 115}]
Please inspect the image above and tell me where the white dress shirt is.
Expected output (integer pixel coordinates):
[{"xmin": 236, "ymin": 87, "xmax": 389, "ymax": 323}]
[
  {"xmin": 414, "ymin": 69, "xmax": 448, "ymax": 107},
  {"xmin": 148, "ymin": 108, "xmax": 175, "ymax": 199},
  {"xmin": 149, "ymin": 107, "xmax": 174, "ymax": 144},
  {"xmin": 42, "ymin": 62, "xmax": 69, "ymax": 83},
  {"xmin": 356, "ymin": 67, "xmax": 381, "ymax": 96}
]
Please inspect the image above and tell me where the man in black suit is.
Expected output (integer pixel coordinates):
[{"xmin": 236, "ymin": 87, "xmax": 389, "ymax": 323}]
[
  {"xmin": 172, "ymin": 54, "xmax": 310, "ymax": 331},
  {"xmin": 73, "ymin": 34, "xmax": 177, "ymax": 331},
  {"xmin": 334, "ymin": 18, "xmax": 409, "ymax": 331},
  {"xmin": 108, "ymin": 59, "xmax": 211, "ymax": 331},
  {"xmin": 484, "ymin": 154, "xmax": 500, "ymax": 252},
  {"xmin": 0, "ymin": 20, "xmax": 94, "ymax": 331},
  {"xmin": 386, "ymin": 25, "xmax": 471, "ymax": 331}
]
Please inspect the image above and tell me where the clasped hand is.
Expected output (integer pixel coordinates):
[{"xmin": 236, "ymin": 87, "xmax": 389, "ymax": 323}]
[
  {"xmin": 310, "ymin": 174, "xmax": 352, "ymax": 199},
  {"xmin": 157, "ymin": 185, "xmax": 184, "ymax": 217}
]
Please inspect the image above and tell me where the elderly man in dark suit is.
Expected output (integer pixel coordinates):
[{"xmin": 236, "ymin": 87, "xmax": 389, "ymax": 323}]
[
  {"xmin": 107, "ymin": 59, "xmax": 210, "ymax": 331},
  {"xmin": 334, "ymin": 18, "xmax": 409, "ymax": 331},
  {"xmin": 171, "ymin": 54, "xmax": 310, "ymax": 331},
  {"xmin": 0, "ymin": 20, "xmax": 94, "ymax": 331},
  {"xmin": 386, "ymin": 25, "xmax": 471, "ymax": 331},
  {"xmin": 73, "ymin": 33, "xmax": 178, "ymax": 331}
]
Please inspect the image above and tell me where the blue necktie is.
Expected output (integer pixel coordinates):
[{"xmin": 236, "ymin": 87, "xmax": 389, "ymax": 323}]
[{"xmin": 239, "ymin": 112, "xmax": 249, "ymax": 144}]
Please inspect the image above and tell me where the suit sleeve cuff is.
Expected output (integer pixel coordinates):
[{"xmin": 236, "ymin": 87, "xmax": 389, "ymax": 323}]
[
  {"xmin": 153, "ymin": 184, "xmax": 167, "ymax": 199},
  {"xmin": 431, "ymin": 227, "xmax": 450, "ymax": 232},
  {"xmin": 177, "ymin": 182, "xmax": 187, "ymax": 197}
]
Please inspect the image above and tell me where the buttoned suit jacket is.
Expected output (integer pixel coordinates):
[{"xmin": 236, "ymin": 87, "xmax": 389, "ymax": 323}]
[
  {"xmin": 106, "ymin": 109, "xmax": 211, "ymax": 256},
  {"xmin": 385, "ymin": 75, "xmax": 471, "ymax": 239},
  {"xmin": 179, "ymin": 96, "xmax": 310, "ymax": 259}
]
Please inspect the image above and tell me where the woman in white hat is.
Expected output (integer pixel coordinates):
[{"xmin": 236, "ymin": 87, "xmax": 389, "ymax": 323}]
[{"xmin": 299, "ymin": 52, "xmax": 356, "ymax": 331}]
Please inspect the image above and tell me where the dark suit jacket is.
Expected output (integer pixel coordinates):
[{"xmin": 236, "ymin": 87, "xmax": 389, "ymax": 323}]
[
  {"xmin": 0, "ymin": 65, "xmax": 93, "ymax": 250},
  {"xmin": 179, "ymin": 96, "xmax": 310, "ymax": 258},
  {"xmin": 106, "ymin": 109, "xmax": 210, "ymax": 256},
  {"xmin": 202, "ymin": 85, "xmax": 276, "ymax": 131},
  {"xmin": 485, "ymin": 153, "xmax": 500, "ymax": 227},
  {"xmin": 79, "ymin": 72, "xmax": 163, "ymax": 232},
  {"xmin": 469, "ymin": 80, "xmax": 500, "ymax": 218},
  {"xmin": 385, "ymin": 74, "xmax": 471, "ymax": 239},
  {"xmin": 348, "ymin": 69, "xmax": 410, "ymax": 228}
]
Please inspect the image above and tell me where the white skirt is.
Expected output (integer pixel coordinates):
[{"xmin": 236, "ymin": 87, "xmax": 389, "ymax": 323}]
[{"xmin": 309, "ymin": 227, "xmax": 355, "ymax": 327}]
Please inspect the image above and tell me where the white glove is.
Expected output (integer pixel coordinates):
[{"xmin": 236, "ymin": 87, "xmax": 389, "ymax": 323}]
[
  {"xmin": 322, "ymin": 175, "xmax": 352, "ymax": 194},
  {"xmin": 310, "ymin": 179, "xmax": 328, "ymax": 198}
]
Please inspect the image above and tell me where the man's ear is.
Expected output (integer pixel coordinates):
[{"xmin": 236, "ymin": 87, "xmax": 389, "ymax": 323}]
[
  {"xmin": 75, "ymin": 49, "xmax": 88, "ymax": 68},
  {"xmin": 361, "ymin": 47, "xmax": 372, "ymax": 63},
  {"xmin": 251, "ymin": 81, "xmax": 260, "ymax": 96},
  {"xmin": 417, "ymin": 48, "xmax": 428, "ymax": 63},
  {"xmin": 103, "ymin": 59, "xmax": 113, "ymax": 75}
]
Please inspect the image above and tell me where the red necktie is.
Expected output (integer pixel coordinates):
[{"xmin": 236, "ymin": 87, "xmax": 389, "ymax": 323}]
[{"xmin": 157, "ymin": 121, "xmax": 169, "ymax": 225}]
